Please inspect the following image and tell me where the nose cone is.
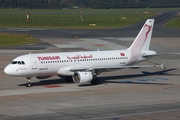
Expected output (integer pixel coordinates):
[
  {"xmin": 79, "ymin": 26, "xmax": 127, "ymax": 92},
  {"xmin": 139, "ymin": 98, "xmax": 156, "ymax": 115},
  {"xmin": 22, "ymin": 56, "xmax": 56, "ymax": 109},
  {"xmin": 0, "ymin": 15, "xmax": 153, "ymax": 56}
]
[{"xmin": 4, "ymin": 65, "xmax": 12, "ymax": 75}]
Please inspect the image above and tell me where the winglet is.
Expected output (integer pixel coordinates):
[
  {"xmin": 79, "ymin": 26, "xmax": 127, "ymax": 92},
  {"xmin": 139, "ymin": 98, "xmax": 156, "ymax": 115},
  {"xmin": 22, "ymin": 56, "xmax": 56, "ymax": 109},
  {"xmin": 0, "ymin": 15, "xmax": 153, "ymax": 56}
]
[{"xmin": 160, "ymin": 63, "xmax": 166, "ymax": 70}]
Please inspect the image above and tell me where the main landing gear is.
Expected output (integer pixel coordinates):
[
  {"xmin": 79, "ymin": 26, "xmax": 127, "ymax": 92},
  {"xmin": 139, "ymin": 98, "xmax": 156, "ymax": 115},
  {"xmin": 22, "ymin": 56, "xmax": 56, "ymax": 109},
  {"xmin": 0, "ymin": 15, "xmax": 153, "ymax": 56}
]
[
  {"xmin": 91, "ymin": 78, "xmax": 100, "ymax": 85},
  {"xmin": 65, "ymin": 76, "xmax": 74, "ymax": 83},
  {"xmin": 91, "ymin": 74, "xmax": 100, "ymax": 85},
  {"xmin": 26, "ymin": 77, "xmax": 32, "ymax": 87}
]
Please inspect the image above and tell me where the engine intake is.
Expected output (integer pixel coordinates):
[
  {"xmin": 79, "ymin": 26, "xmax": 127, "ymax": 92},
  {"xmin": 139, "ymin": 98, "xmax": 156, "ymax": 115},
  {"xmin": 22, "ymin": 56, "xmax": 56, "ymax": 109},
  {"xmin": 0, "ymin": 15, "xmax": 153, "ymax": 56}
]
[{"xmin": 73, "ymin": 71, "xmax": 93, "ymax": 84}]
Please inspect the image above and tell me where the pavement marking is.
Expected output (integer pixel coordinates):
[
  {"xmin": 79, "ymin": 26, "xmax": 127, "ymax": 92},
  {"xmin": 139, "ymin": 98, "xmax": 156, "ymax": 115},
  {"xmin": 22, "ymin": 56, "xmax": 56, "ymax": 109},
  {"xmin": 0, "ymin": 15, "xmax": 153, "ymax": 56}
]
[
  {"xmin": 0, "ymin": 87, "xmax": 81, "ymax": 97},
  {"xmin": 120, "ymin": 77, "xmax": 169, "ymax": 83},
  {"xmin": 90, "ymin": 108, "xmax": 180, "ymax": 120},
  {"xmin": 81, "ymin": 38, "xmax": 127, "ymax": 50},
  {"xmin": 44, "ymin": 85, "xmax": 62, "ymax": 88},
  {"xmin": 53, "ymin": 44, "xmax": 79, "ymax": 48}
]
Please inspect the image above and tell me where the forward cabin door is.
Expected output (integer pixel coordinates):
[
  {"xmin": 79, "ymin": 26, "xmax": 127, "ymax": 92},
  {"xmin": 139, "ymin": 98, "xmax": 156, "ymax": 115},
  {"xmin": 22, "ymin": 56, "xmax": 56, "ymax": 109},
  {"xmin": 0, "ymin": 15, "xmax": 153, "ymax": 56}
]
[{"xmin": 30, "ymin": 57, "xmax": 37, "ymax": 70}]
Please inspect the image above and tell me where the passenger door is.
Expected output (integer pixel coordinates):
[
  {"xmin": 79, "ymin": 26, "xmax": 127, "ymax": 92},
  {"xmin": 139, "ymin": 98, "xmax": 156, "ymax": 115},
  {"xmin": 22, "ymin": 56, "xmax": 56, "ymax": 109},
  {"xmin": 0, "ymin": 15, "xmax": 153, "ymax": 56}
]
[{"xmin": 30, "ymin": 57, "xmax": 37, "ymax": 69}]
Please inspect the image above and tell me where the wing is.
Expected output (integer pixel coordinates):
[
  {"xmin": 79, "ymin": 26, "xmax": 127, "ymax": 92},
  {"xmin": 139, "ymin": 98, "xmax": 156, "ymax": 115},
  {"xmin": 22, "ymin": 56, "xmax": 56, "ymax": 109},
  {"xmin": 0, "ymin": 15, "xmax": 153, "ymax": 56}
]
[{"xmin": 69, "ymin": 63, "xmax": 165, "ymax": 72}]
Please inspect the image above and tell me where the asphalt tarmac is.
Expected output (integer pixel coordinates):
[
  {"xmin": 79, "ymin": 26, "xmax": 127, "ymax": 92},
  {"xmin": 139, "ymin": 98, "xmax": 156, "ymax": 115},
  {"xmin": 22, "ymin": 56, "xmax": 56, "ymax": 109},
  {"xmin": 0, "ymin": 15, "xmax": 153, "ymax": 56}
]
[{"xmin": 0, "ymin": 10, "xmax": 180, "ymax": 120}]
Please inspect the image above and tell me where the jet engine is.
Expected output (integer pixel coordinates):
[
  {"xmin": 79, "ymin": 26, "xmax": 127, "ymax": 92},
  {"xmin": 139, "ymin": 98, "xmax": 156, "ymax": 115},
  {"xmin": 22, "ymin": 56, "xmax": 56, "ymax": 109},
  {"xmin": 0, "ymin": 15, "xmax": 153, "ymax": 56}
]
[
  {"xmin": 72, "ymin": 71, "xmax": 93, "ymax": 84},
  {"xmin": 36, "ymin": 76, "xmax": 52, "ymax": 79}
]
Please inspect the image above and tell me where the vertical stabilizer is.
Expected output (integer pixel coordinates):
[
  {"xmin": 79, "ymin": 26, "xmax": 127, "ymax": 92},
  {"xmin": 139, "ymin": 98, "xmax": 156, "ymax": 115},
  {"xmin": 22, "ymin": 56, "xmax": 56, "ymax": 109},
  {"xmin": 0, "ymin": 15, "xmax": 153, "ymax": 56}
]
[
  {"xmin": 128, "ymin": 19, "xmax": 154, "ymax": 51},
  {"xmin": 127, "ymin": 19, "xmax": 154, "ymax": 65}
]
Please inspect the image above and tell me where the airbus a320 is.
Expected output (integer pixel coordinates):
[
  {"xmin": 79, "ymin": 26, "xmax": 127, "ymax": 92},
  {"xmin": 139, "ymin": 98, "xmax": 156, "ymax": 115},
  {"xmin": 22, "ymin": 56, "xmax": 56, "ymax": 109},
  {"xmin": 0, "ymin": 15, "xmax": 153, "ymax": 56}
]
[{"xmin": 4, "ymin": 19, "xmax": 165, "ymax": 87}]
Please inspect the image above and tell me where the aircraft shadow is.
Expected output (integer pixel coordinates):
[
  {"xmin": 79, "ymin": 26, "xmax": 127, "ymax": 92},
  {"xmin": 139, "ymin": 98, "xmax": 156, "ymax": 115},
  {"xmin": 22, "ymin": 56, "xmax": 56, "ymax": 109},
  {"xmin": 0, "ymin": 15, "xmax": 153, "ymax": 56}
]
[
  {"xmin": 18, "ymin": 68, "xmax": 178, "ymax": 87},
  {"xmin": 99, "ymin": 68, "xmax": 178, "ymax": 85},
  {"xmin": 18, "ymin": 78, "xmax": 66, "ymax": 87}
]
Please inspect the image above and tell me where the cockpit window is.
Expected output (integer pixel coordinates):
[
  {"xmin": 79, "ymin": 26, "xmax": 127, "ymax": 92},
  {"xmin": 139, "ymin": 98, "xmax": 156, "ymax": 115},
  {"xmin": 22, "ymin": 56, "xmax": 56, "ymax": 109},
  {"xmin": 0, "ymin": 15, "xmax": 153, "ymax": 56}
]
[
  {"xmin": 11, "ymin": 61, "xmax": 25, "ymax": 65},
  {"xmin": 12, "ymin": 61, "xmax": 17, "ymax": 64}
]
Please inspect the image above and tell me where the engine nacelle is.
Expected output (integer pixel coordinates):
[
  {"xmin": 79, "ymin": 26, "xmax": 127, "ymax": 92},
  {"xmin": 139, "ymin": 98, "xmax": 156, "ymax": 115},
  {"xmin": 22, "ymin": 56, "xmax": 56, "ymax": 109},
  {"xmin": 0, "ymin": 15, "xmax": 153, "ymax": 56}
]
[
  {"xmin": 36, "ymin": 76, "xmax": 52, "ymax": 79},
  {"xmin": 57, "ymin": 67, "xmax": 74, "ymax": 76},
  {"xmin": 72, "ymin": 71, "xmax": 93, "ymax": 84}
]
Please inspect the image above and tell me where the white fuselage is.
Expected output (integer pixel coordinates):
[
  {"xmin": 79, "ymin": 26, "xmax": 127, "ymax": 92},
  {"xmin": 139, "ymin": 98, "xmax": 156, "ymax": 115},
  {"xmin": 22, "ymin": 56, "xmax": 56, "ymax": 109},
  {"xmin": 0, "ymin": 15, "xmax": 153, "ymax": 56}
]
[{"xmin": 4, "ymin": 49, "xmax": 143, "ymax": 77}]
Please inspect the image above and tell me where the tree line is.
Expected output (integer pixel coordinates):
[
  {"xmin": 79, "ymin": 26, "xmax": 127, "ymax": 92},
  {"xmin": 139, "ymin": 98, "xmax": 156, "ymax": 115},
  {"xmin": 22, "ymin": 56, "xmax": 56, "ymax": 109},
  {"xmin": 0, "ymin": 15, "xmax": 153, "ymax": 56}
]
[{"xmin": 0, "ymin": 0, "xmax": 180, "ymax": 9}]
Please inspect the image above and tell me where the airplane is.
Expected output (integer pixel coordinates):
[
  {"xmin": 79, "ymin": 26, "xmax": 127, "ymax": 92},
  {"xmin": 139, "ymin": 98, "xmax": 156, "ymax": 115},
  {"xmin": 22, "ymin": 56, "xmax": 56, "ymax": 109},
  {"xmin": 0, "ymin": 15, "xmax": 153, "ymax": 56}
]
[{"xmin": 4, "ymin": 19, "xmax": 165, "ymax": 87}]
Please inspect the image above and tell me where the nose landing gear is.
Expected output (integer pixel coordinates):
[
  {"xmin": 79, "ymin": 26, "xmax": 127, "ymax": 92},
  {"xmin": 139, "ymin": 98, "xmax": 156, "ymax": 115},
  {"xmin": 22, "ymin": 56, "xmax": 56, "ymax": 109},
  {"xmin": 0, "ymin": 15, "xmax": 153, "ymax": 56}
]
[{"xmin": 26, "ymin": 77, "xmax": 32, "ymax": 87}]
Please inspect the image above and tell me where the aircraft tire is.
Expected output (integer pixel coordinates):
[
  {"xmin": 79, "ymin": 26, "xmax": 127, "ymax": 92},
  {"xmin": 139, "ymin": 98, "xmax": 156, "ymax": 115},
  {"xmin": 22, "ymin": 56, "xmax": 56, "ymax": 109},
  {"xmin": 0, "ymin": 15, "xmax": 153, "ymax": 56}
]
[
  {"xmin": 65, "ymin": 76, "xmax": 74, "ymax": 83},
  {"xmin": 91, "ymin": 78, "xmax": 100, "ymax": 85},
  {"xmin": 26, "ymin": 83, "xmax": 31, "ymax": 87}
]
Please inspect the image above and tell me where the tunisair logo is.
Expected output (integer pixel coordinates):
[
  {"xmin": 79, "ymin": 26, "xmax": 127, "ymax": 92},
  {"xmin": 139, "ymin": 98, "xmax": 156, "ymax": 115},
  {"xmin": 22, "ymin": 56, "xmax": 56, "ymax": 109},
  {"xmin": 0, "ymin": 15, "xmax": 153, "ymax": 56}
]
[{"xmin": 37, "ymin": 56, "xmax": 60, "ymax": 61}]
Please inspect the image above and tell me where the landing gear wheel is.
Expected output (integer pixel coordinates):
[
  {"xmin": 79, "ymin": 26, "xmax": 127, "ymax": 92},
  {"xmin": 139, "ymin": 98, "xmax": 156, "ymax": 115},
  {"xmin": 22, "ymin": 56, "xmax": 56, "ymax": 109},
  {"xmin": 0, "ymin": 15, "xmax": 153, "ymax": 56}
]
[
  {"xmin": 65, "ymin": 76, "xmax": 73, "ymax": 83},
  {"xmin": 91, "ymin": 78, "xmax": 100, "ymax": 85},
  {"xmin": 26, "ymin": 83, "xmax": 31, "ymax": 87}
]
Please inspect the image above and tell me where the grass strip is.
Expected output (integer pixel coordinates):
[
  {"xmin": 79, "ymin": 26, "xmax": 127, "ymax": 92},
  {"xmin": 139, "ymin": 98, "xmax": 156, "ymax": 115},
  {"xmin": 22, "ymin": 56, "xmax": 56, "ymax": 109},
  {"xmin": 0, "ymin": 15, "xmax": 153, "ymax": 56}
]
[
  {"xmin": 165, "ymin": 16, "xmax": 180, "ymax": 28},
  {"xmin": 0, "ymin": 9, "xmax": 159, "ymax": 28},
  {"xmin": 0, "ymin": 33, "xmax": 40, "ymax": 47}
]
